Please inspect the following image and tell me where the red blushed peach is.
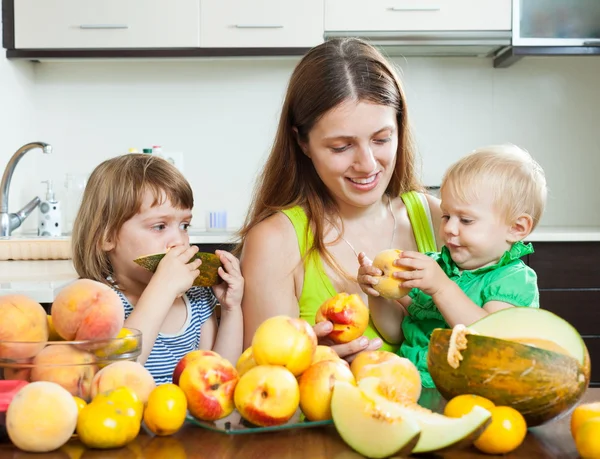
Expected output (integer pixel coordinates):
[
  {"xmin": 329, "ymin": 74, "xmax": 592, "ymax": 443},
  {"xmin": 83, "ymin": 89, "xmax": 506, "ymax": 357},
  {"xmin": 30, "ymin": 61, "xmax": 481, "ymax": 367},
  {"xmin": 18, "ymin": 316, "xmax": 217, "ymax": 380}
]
[
  {"xmin": 234, "ymin": 365, "xmax": 299, "ymax": 427},
  {"xmin": 0, "ymin": 295, "xmax": 49, "ymax": 360},
  {"xmin": 179, "ymin": 354, "xmax": 239, "ymax": 421},
  {"xmin": 251, "ymin": 316, "xmax": 317, "ymax": 377},
  {"xmin": 172, "ymin": 349, "xmax": 219, "ymax": 385},
  {"xmin": 315, "ymin": 293, "xmax": 370, "ymax": 344},
  {"xmin": 51, "ymin": 279, "xmax": 124, "ymax": 342},
  {"xmin": 90, "ymin": 360, "xmax": 156, "ymax": 404},
  {"xmin": 31, "ymin": 344, "xmax": 98, "ymax": 400}
]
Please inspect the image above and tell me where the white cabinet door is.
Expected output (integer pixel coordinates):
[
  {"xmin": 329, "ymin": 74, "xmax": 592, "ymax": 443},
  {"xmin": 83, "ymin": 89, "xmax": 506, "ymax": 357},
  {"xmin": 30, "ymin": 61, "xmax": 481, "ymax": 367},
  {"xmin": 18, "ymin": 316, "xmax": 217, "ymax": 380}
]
[
  {"xmin": 15, "ymin": 0, "xmax": 200, "ymax": 49},
  {"xmin": 325, "ymin": 0, "xmax": 511, "ymax": 32},
  {"xmin": 200, "ymin": 0, "xmax": 324, "ymax": 48}
]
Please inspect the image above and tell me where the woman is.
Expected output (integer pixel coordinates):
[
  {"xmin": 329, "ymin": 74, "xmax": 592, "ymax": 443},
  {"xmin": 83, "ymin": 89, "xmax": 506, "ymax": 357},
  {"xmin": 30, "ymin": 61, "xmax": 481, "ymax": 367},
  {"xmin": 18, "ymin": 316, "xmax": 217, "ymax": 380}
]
[{"xmin": 237, "ymin": 38, "xmax": 442, "ymax": 360}]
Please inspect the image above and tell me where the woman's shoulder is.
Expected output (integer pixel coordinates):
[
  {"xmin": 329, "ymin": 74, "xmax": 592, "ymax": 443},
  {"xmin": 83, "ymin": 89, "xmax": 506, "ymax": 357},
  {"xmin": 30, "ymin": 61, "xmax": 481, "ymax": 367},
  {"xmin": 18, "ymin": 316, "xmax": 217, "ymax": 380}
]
[{"xmin": 245, "ymin": 209, "xmax": 301, "ymax": 253}]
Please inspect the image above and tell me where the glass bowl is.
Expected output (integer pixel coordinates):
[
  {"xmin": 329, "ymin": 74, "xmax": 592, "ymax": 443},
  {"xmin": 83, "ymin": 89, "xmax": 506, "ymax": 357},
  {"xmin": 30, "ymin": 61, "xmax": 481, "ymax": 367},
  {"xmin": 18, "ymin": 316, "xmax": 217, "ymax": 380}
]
[{"xmin": 0, "ymin": 328, "xmax": 142, "ymax": 401}]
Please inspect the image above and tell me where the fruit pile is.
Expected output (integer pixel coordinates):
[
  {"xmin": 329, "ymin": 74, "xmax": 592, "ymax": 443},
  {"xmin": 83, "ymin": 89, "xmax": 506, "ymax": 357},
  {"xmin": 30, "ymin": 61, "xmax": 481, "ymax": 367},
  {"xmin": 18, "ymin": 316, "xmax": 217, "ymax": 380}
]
[{"xmin": 0, "ymin": 279, "xmax": 142, "ymax": 400}]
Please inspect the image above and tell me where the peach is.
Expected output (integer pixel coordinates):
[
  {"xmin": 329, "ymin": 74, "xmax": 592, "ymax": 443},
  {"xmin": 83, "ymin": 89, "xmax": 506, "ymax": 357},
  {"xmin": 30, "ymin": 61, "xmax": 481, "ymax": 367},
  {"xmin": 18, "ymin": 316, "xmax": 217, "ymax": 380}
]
[
  {"xmin": 172, "ymin": 349, "xmax": 219, "ymax": 385},
  {"xmin": 299, "ymin": 360, "xmax": 356, "ymax": 421},
  {"xmin": 234, "ymin": 365, "xmax": 299, "ymax": 427},
  {"xmin": 0, "ymin": 294, "xmax": 49, "ymax": 359},
  {"xmin": 90, "ymin": 360, "xmax": 156, "ymax": 404},
  {"xmin": 236, "ymin": 347, "xmax": 258, "ymax": 377},
  {"xmin": 31, "ymin": 344, "xmax": 98, "ymax": 400},
  {"xmin": 252, "ymin": 316, "xmax": 317, "ymax": 376},
  {"xmin": 6, "ymin": 381, "xmax": 79, "ymax": 452},
  {"xmin": 51, "ymin": 279, "xmax": 124, "ymax": 341},
  {"xmin": 315, "ymin": 293, "xmax": 370, "ymax": 344},
  {"xmin": 350, "ymin": 350, "xmax": 403, "ymax": 378},
  {"xmin": 372, "ymin": 249, "xmax": 413, "ymax": 299},
  {"xmin": 47, "ymin": 315, "xmax": 64, "ymax": 342},
  {"xmin": 3, "ymin": 361, "xmax": 32, "ymax": 381},
  {"xmin": 312, "ymin": 345, "xmax": 342, "ymax": 365},
  {"xmin": 179, "ymin": 353, "xmax": 239, "ymax": 421},
  {"xmin": 352, "ymin": 352, "xmax": 422, "ymax": 404}
]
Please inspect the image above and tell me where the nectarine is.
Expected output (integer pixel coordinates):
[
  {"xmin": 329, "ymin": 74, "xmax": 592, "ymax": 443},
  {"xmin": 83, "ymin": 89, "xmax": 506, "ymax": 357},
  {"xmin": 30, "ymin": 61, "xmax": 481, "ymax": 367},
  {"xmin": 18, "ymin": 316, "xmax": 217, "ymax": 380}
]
[{"xmin": 315, "ymin": 293, "xmax": 369, "ymax": 344}]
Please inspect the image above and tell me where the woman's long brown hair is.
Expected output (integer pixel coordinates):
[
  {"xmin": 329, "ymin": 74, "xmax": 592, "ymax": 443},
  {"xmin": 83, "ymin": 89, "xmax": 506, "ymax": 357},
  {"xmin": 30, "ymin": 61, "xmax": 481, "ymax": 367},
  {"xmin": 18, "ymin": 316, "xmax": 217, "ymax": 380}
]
[{"xmin": 235, "ymin": 38, "xmax": 423, "ymax": 278}]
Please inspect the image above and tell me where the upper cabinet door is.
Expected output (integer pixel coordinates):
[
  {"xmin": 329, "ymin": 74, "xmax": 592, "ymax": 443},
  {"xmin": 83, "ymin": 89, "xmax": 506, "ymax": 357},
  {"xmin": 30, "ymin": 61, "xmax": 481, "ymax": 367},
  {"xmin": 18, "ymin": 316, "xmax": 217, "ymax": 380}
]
[
  {"xmin": 200, "ymin": 0, "xmax": 324, "ymax": 48},
  {"xmin": 14, "ymin": 0, "xmax": 200, "ymax": 49},
  {"xmin": 325, "ymin": 0, "xmax": 511, "ymax": 32}
]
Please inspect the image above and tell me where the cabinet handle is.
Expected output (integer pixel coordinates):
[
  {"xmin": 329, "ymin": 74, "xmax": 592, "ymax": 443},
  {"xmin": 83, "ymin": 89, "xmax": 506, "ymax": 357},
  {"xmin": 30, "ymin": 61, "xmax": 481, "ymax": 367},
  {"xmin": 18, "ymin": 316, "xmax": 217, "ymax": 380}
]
[
  {"xmin": 388, "ymin": 6, "xmax": 440, "ymax": 12},
  {"xmin": 233, "ymin": 24, "xmax": 284, "ymax": 29},
  {"xmin": 79, "ymin": 24, "xmax": 129, "ymax": 29}
]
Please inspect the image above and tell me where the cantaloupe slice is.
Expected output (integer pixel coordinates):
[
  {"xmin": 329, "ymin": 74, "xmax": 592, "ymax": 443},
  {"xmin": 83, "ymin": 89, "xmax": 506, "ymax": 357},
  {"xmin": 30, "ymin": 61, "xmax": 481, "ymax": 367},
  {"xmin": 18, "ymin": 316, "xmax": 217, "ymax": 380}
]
[
  {"xmin": 469, "ymin": 308, "xmax": 586, "ymax": 365},
  {"xmin": 359, "ymin": 377, "xmax": 491, "ymax": 454},
  {"xmin": 331, "ymin": 381, "xmax": 420, "ymax": 459}
]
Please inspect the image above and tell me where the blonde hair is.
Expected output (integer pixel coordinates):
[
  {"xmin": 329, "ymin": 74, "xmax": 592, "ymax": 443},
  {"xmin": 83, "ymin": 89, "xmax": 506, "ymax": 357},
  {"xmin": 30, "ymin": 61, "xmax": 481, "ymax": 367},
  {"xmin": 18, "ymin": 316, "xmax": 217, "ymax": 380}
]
[
  {"xmin": 440, "ymin": 144, "xmax": 547, "ymax": 229},
  {"xmin": 72, "ymin": 154, "xmax": 193, "ymax": 285}
]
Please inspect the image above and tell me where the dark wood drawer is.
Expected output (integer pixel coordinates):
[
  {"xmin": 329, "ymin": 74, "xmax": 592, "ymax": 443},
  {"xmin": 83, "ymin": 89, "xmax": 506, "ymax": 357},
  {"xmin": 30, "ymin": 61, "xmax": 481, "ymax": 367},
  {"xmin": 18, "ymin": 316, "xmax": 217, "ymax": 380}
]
[
  {"xmin": 528, "ymin": 242, "xmax": 600, "ymax": 289},
  {"xmin": 540, "ymin": 290, "xmax": 600, "ymax": 336}
]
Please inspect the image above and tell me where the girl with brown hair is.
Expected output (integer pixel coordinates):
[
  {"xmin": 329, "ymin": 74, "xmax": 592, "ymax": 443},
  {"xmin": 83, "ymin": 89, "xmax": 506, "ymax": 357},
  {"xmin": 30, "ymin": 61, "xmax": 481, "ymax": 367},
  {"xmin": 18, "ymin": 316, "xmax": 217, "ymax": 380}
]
[{"xmin": 237, "ymin": 38, "xmax": 442, "ymax": 360}]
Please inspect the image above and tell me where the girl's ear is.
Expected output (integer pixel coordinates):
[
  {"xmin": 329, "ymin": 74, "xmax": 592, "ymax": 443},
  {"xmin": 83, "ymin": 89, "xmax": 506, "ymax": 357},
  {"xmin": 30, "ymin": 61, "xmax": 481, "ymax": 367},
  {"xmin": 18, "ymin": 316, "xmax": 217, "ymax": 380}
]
[
  {"xmin": 507, "ymin": 214, "xmax": 533, "ymax": 242},
  {"xmin": 101, "ymin": 232, "xmax": 115, "ymax": 252},
  {"xmin": 292, "ymin": 126, "xmax": 310, "ymax": 157}
]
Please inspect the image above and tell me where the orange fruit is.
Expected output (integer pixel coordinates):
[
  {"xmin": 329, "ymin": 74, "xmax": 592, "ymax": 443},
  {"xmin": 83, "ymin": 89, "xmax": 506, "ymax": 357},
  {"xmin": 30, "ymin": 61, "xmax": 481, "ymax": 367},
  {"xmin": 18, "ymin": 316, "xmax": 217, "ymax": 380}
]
[
  {"xmin": 575, "ymin": 417, "xmax": 600, "ymax": 459},
  {"xmin": 143, "ymin": 384, "xmax": 188, "ymax": 436},
  {"xmin": 72, "ymin": 396, "xmax": 87, "ymax": 414},
  {"xmin": 443, "ymin": 394, "xmax": 495, "ymax": 418},
  {"xmin": 571, "ymin": 402, "xmax": 600, "ymax": 439},
  {"xmin": 473, "ymin": 406, "xmax": 527, "ymax": 455},
  {"xmin": 93, "ymin": 386, "xmax": 144, "ymax": 421}
]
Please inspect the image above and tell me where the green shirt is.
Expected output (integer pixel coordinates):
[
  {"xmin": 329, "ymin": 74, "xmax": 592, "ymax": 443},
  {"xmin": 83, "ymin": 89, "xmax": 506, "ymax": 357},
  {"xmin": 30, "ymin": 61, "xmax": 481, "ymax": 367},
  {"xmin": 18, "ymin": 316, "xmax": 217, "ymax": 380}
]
[{"xmin": 399, "ymin": 241, "xmax": 539, "ymax": 388}]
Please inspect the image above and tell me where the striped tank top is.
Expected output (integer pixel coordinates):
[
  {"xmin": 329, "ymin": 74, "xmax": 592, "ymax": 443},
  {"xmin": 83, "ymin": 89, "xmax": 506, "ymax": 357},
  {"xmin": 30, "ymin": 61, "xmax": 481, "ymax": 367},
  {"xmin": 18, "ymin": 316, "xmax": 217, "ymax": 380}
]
[{"xmin": 114, "ymin": 287, "xmax": 217, "ymax": 385}]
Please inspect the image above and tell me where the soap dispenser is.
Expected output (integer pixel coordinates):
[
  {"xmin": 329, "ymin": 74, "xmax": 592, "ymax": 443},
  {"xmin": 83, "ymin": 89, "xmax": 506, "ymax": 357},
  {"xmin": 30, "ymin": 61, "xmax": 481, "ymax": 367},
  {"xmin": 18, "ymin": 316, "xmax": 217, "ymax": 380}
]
[{"xmin": 38, "ymin": 180, "xmax": 62, "ymax": 237}]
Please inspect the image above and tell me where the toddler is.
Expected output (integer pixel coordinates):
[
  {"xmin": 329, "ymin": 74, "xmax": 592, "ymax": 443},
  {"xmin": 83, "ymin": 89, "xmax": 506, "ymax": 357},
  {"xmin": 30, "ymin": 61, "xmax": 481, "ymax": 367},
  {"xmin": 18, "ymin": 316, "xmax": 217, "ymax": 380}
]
[
  {"xmin": 71, "ymin": 154, "xmax": 243, "ymax": 385},
  {"xmin": 358, "ymin": 144, "xmax": 547, "ymax": 387}
]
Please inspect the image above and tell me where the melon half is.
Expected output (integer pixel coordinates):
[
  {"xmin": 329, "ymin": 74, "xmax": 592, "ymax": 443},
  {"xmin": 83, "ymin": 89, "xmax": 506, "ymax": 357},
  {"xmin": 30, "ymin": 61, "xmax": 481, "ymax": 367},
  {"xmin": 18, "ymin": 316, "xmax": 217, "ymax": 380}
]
[
  {"xmin": 331, "ymin": 381, "xmax": 420, "ymax": 458},
  {"xmin": 428, "ymin": 307, "xmax": 590, "ymax": 426}
]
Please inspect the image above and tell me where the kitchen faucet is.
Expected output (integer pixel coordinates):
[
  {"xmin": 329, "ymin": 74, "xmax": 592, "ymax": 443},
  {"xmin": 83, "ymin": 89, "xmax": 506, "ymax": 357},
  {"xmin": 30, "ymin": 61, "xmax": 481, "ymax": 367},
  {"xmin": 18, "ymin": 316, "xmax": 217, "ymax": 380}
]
[{"xmin": 0, "ymin": 142, "xmax": 53, "ymax": 237}]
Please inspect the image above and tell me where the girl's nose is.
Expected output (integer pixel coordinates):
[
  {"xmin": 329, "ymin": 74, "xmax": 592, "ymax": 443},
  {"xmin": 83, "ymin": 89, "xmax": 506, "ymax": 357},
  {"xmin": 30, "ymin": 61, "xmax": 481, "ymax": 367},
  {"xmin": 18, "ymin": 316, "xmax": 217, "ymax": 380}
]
[
  {"xmin": 444, "ymin": 218, "xmax": 459, "ymax": 236},
  {"xmin": 167, "ymin": 230, "xmax": 187, "ymax": 250},
  {"xmin": 354, "ymin": 144, "xmax": 377, "ymax": 173}
]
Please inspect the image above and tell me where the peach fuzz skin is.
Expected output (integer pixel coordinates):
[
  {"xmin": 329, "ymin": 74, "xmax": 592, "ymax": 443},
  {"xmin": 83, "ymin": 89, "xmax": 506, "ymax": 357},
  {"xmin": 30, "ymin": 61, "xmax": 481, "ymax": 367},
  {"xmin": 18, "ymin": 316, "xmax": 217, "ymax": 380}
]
[
  {"xmin": 178, "ymin": 354, "xmax": 239, "ymax": 421},
  {"xmin": 172, "ymin": 349, "xmax": 220, "ymax": 385},
  {"xmin": 90, "ymin": 360, "xmax": 156, "ymax": 404},
  {"xmin": 51, "ymin": 279, "xmax": 124, "ymax": 342},
  {"xmin": 315, "ymin": 293, "xmax": 370, "ymax": 344},
  {"xmin": 0, "ymin": 294, "xmax": 49, "ymax": 360}
]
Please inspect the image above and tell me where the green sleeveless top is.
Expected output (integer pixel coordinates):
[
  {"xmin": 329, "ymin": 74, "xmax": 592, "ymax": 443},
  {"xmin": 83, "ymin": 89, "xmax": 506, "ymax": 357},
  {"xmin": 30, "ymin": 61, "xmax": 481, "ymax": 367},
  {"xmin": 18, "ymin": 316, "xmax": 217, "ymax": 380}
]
[{"xmin": 281, "ymin": 191, "xmax": 436, "ymax": 353}]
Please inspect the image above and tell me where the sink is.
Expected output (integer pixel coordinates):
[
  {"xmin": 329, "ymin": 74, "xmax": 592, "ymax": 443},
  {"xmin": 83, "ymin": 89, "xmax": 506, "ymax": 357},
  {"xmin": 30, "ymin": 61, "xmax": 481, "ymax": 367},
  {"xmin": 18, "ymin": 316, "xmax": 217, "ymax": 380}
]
[{"xmin": 0, "ymin": 234, "xmax": 71, "ymax": 260}]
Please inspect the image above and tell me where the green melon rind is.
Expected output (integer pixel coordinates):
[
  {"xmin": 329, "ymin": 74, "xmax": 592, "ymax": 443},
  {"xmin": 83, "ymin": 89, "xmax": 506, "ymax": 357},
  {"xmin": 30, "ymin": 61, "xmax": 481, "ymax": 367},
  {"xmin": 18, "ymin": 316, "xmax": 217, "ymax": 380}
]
[{"xmin": 133, "ymin": 252, "xmax": 222, "ymax": 287}]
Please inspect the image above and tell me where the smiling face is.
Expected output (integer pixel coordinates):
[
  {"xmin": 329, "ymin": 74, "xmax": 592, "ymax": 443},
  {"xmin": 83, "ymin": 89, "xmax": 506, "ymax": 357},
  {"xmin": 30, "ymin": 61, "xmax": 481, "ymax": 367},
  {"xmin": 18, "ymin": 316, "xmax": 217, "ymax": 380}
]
[
  {"xmin": 104, "ymin": 188, "xmax": 193, "ymax": 286},
  {"xmin": 301, "ymin": 100, "xmax": 398, "ymax": 209},
  {"xmin": 439, "ymin": 187, "xmax": 513, "ymax": 270}
]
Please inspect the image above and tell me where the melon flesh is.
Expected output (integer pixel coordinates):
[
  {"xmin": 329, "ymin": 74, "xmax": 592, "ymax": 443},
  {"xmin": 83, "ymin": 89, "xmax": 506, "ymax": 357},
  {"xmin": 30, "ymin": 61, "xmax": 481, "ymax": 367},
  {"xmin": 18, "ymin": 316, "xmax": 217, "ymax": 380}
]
[
  {"xmin": 469, "ymin": 307, "xmax": 586, "ymax": 365},
  {"xmin": 359, "ymin": 378, "xmax": 491, "ymax": 454},
  {"xmin": 331, "ymin": 381, "xmax": 420, "ymax": 459}
]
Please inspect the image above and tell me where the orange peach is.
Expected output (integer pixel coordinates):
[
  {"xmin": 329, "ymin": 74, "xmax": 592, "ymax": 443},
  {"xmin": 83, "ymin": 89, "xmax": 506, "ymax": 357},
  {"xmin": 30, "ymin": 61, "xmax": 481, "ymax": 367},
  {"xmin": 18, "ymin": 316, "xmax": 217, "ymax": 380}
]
[
  {"xmin": 172, "ymin": 349, "xmax": 219, "ymax": 385},
  {"xmin": 90, "ymin": 360, "xmax": 156, "ymax": 404},
  {"xmin": 252, "ymin": 316, "xmax": 317, "ymax": 376},
  {"xmin": 372, "ymin": 249, "xmax": 413, "ymax": 299},
  {"xmin": 299, "ymin": 360, "xmax": 356, "ymax": 421},
  {"xmin": 51, "ymin": 279, "xmax": 124, "ymax": 342},
  {"xmin": 312, "ymin": 345, "xmax": 342, "ymax": 365},
  {"xmin": 31, "ymin": 344, "xmax": 98, "ymax": 400},
  {"xmin": 234, "ymin": 365, "xmax": 299, "ymax": 427},
  {"xmin": 350, "ymin": 350, "xmax": 403, "ymax": 378},
  {"xmin": 0, "ymin": 294, "xmax": 49, "ymax": 359},
  {"xmin": 315, "ymin": 293, "xmax": 370, "ymax": 344},
  {"xmin": 179, "ymin": 353, "xmax": 239, "ymax": 421},
  {"xmin": 6, "ymin": 381, "xmax": 79, "ymax": 452},
  {"xmin": 236, "ymin": 347, "xmax": 258, "ymax": 377}
]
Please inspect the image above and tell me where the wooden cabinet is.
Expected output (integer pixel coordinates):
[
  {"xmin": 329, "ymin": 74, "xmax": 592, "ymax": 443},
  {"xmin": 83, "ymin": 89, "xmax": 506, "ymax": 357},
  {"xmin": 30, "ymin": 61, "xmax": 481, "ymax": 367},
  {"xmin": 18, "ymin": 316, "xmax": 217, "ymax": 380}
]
[
  {"xmin": 527, "ymin": 242, "xmax": 600, "ymax": 386},
  {"xmin": 200, "ymin": 0, "xmax": 324, "ymax": 48},
  {"xmin": 14, "ymin": 0, "xmax": 200, "ymax": 49},
  {"xmin": 324, "ymin": 0, "xmax": 512, "ymax": 32}
]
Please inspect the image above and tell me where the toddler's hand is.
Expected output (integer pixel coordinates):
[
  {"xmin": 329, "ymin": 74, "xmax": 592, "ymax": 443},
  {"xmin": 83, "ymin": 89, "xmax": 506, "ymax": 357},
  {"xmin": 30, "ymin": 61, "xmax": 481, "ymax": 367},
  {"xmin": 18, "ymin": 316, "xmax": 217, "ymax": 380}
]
[
  {"xmin": 153, "ymin": 245, "xmax": 201, "ymax": 298},
  {"xmin": 211, "ymin": 250, "xmax": 244, "ymax": 312},
  {"xmin": 392, "ymin": 251, "xmax": 452, "ymax": 297},
  {"xmin": 357, "ymin": 252, "xmax": 382, "ymax": 297}
]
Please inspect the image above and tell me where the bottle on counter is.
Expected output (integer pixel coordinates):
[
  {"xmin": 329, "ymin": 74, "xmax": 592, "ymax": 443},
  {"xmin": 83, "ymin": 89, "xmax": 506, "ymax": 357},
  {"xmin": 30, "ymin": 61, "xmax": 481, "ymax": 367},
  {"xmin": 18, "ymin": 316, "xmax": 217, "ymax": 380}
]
[{"xmin": 38, "ymin": 180, "xmax": 62, "ymax": 237}]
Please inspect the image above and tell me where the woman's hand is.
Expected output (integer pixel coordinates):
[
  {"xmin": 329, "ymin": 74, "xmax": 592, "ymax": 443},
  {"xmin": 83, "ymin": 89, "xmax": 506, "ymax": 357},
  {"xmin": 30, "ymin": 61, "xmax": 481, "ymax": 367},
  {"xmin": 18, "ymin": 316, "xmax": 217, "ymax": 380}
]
[
  {"xmin": 357, "ymin": 252, "xmax": 382, "ymax": 297},
  {"xmin": 211, "ymin": 250, "xmax": 244, "ymax": 311},
  {"xmin": 313, "ymin": 321, "xmax": 382, "ymax": 363}
]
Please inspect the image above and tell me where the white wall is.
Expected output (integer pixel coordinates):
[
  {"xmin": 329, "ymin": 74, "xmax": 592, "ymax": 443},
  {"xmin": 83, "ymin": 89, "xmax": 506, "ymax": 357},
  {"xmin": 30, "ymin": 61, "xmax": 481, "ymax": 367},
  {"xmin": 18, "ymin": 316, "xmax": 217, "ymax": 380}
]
[{"xmin": 1, "ymin": 51, "xmax": 599, "ymax": 233}]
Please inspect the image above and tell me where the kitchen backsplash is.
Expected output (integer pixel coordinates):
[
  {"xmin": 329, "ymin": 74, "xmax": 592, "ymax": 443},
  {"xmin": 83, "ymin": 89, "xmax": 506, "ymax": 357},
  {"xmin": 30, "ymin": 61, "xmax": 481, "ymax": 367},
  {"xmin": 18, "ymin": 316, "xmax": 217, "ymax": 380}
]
[{"xmin": 1, "ymin": 46, "xmax": 600, "ymax": 233}]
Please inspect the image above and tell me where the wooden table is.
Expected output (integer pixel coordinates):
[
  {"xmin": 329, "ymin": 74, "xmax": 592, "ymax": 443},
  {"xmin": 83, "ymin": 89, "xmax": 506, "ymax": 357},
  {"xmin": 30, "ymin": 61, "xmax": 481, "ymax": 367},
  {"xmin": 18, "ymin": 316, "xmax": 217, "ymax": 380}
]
[{"xmin": 2, "ymin": 388, "xmax": 597, "ymax": 459}]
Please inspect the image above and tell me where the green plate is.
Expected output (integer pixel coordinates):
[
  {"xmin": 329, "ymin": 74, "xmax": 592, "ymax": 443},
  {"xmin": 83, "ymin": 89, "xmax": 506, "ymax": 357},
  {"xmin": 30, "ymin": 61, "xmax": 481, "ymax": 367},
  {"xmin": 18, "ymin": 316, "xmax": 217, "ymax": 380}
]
[{"xmin": 186, "ymin": 409, "xmax": 333, "ymax": 434}]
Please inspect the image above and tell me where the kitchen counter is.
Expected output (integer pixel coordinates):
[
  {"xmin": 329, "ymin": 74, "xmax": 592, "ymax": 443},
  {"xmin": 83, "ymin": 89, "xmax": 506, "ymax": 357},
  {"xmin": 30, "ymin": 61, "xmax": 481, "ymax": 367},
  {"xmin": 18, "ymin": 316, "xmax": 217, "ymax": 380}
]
[
  {"xmin": 0, "ymin": 387, "xmax": 597, "ymax": 458},
  {"xmin": 1, "ymin": 226, "xmax": 599, "ymax": 303}
]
